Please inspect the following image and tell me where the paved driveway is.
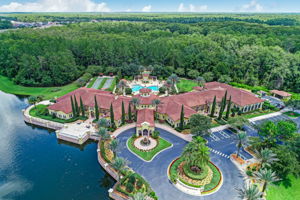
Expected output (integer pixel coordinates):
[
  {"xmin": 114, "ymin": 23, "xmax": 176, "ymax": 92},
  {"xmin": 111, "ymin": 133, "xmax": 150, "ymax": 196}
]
[{"xmin": 116, "ymin": 128, "xmax": 244, "ymax": 200}]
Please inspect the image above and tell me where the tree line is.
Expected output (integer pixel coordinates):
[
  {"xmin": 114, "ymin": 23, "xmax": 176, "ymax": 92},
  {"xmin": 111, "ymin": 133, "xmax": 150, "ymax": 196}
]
[{"xmin": 0, "ymin": 20, "xmax": 299, "ymax": 93}]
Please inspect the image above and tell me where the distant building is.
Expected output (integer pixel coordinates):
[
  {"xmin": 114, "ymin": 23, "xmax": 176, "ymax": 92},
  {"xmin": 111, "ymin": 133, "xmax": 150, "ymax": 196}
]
[
  {"xmin": 48, "ymin": 82, "xmax": 264, "ymax": 132},
  {"xmin": 270, "ymin": 90, "xmax": 291, "ymax": 100}
]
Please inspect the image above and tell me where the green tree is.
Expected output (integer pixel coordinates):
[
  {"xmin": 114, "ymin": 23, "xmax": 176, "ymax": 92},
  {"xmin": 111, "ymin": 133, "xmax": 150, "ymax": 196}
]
[
  {"xmin": 168, "ymin": 74, "xmax": 179, "ymax": 86},
  {"xmin": 80, "ymin": 96, "xmax": 85, "ymax": 117},
  {"xmin": 255, "ymin": 148, "xmax": 278, "ymax": 168},
  {"xmin": 286, "ymin": 99, "xmax": 300, "ymax": 111},
  {"xmin": 195, "ymin": 76, "xmax": 205, "ymax": 86},
  {"xmin": 74, "ymin": 96, "xmax": 79, "ymax": 117},
  {"xmin": 109, "ymin": 139, "xmax": 119, "ymax": 154},
  {"xmin": 70, "ymin": 96, "xmax": 76, "ymax": 117},
  {"xmin": 128, "ymin": 103, "xmax": 132, "ymax": 121},
  {"xmin": 210, "ymin": 96, "xmax": 217, "ymax": 117},
  {"xmin": 97, "ymin": 118, "xmax": 109, "ymax": 128},
  {"xmin": 225, "ymin": 96, "xmax": 232, "ymax": 120},
  {"xmin": 182, "ymin": 137, "xmax": 210, "ymax": 172},
  {"xmin": 98, "ymin": 127, "xmax": 110, "ymax": 140},
  {"xmin": 110, "ymin": 103, "xmax": 115, "ymax": 128},
  {"xmin": 94, "ymin": 96, "xmax": 99, "ymax": 121},
  {"xmin": 121, "ymin": 101, "xmax": 125, "ymax": 125},
  {"xmin": 236, "ymin": 131, "xmax": 247, "ymax": 158},
  {"xmin": 130, "ymin": 98, "xmax": 140, "ymax": 121},
  {"xmin": 228, "ymin": 116, "xmax": 248, "ymax": 131},
  {"xmin": 112, "ymin": 157, "xmax": 129, "ymax": 177},
  {"xmin": 28, "ymin": 96, "xmax": 38, "ymax": 107},
  {"xmin": 189, "ymin": 114, "xmax": 212, "ymax": 136},
  {"xmin": 236, "ymin": 184, "xmax": 262, "ymax": 200},
  {"xmin": 179, "ymin": 105, "xmax": 185, "ymax": 130},
  {"xmin": 254, "ymin": 168, "xmax": 280, "ymax": 193}
]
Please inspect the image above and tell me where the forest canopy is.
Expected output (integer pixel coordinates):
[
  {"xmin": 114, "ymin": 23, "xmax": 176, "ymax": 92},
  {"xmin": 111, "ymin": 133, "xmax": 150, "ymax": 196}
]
[{"xmin": 0, "ymin": 15, "xmax": 300, "ymax": 93}]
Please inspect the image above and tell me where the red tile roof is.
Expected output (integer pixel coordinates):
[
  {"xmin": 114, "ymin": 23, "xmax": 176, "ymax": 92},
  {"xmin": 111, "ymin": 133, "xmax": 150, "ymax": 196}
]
[
  {"xmin": 139, "ymin": 88, "xmax": 151, "ymax": 94},
  {"xmin": 270, "ymin": 90, "xmax": 291, "ymax": 97},
  {"xmin": 136, "ymin": 109, "xmax": 154, "ymax": 127},
  {"xmin": 133, "ymin": 94, "xmax": 158, "ymax": 105}
]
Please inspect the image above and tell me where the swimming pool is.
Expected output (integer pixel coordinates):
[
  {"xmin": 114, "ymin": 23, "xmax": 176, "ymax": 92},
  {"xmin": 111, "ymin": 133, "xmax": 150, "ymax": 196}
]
[{"xmin": 131, "ymin": 85, "xmax": 159, "ymax": 92}]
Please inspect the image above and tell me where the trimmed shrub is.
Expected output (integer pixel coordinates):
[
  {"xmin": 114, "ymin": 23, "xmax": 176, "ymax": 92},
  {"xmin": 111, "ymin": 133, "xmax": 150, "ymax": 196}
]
[
  {"xmin": 136, "ymin": 180, "xmax": 143, "ymax": 189},
  {"xmin": 183, "ymin": 163, "xmax": 209, "ymax": 180},
  {"xmin": 152, "ymin": 130, "xmax": 160, "ymax": 139},
  {"xmin": 128, "ymin": 175, "xmax": 136, "ymax": 184},
  {"xmin": 126, "ymin": 182, "xmax": 134, "ymax": 193},
  {"xmin": 125, "ymin": 87, "xmax": 132, "ymax": 95}
]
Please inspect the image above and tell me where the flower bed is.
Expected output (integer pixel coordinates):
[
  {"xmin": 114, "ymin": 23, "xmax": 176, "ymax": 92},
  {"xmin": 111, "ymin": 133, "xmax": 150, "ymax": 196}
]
[
  {"xmin": 231, "ymin": 154, "xmax": 246, "ymax": 165},
  {"xmin": 100, "ymin": 140, "xmax": 114, "ymax": 163},
  {"xmin": 283, "ymin": 111, "xmax": 300, "ymax": 118},
  {"xmin": 169, "ymin": 158, "xmax": 222, "ymax": 193},
  {"xmin": 127, "ymin": 136, "xmax": 172, "ymax": 161}
]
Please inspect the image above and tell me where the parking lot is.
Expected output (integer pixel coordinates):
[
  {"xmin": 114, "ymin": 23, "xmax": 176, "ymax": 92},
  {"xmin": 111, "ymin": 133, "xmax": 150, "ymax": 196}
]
[
  {"xmin": 261, "ymin": 95, "xmax": 285, "ymax": 109},
  {"xmin": 251, "ymin": 113, "xmax": 291, "ymax": 126},
  {"xmin": 204, "ymin": 129, "xmax": 253, "ymax": 161}
]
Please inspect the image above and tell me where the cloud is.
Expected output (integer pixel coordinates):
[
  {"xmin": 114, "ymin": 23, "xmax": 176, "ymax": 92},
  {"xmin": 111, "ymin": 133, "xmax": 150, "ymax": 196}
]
[
  {"xmin": 240, "ymin": 0, "xmax": 263, "ymax": 12},
  {"xmin": 0, "ymin": 0, "xmax": 111, "ymax": 12},
  {"xmin": 142, "ymin": 5, "xmax": 152, "ymax": 12},
  {"xmin": 178, "ymin": 3, "xmax": 208, "ymax": 12}
]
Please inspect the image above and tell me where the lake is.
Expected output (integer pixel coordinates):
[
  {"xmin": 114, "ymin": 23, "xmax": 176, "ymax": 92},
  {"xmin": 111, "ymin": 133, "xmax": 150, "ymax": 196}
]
[{"xmin": 0, "ymin": 91, "xmax": 114, "ymax": 200}]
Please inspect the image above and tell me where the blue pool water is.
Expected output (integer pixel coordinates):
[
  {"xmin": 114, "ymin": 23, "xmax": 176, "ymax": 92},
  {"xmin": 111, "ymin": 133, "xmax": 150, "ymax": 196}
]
[{"xmin": 131, "ymin": 85, "xmax": 159, "ymax": 92}]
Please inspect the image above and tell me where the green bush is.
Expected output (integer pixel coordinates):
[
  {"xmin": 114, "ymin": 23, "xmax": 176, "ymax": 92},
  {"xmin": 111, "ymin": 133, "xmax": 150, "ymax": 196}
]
[
  {"xmin": 128, "ymin": 175, "xmax": 136, "ymax": 184},
  {"xmin": 126, "ymin": 182, "xmax": 134, "ymax": 193},
  {"xmin": 136, "ymin": 180, "xmax": 143, "ymax": 189},
  {"xmin": 152, "ymin": 130, "xmax": 160, "ymax": 139},
  {"xmin": 125, "ymin": 87, "xmax": 132, "ymax": 95},
  {"xmin": 183, "ymin": 163, "xmax": 209, "ymax": 180},
  {"xmin": 159, "ymin": 86, "xmax": 166, "ymax": 94},
  {"xmin": 246, "ymin": 170, "xmax": 253, "ymax": 176}
]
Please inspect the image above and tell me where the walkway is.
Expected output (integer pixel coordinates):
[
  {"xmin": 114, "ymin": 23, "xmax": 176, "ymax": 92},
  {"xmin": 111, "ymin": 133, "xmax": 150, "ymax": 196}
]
[
  {"xmin": 91, "ymin": 77, "xmax": 104, "ymax": 89},
  {"xmin": 116, "ymin": 128, "xmax": 243, "ymax": 200}
]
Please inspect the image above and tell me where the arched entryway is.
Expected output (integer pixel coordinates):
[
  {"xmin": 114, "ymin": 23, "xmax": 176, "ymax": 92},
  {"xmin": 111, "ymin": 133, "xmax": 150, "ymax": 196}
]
[{"xmin": 143, "ymin": 129, "xmax": 149, "ymax": 136}]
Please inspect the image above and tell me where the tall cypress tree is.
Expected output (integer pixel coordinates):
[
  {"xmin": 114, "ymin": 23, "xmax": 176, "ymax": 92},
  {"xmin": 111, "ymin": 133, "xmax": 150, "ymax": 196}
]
[
  {"xmin": 94, "ymin": 96, "xmax": 99, "ymax": 121},
  {"xmin": 110, "ymin": 103, "xmax": 115, "ymax": 128},
  {"xmin": 135, "ymin": 110, "xmax": 138, "ymax": 122},
  {"xmin": 225, "ymin": 96, "xmax": 232, "ymax": 120},
  {"xmin": 121, "ymin": 101, "xmax": 125, "ymax": 125},
  {"xmin": 218, "ymin": 91, "xmax": 228, "ymax": 120},
  {"xmin": 80, "ymin": 96, "xmax": 85, "ymax": 117},
  {"xmin": 70, "ymin": 96, "xmax": 75, "ymax": 118},
  {"xmin": 210, "ymin": 96, "xmax": 216, "ymax": 117},
  {"xmin": 74, "ymin": 95, "xmax": 79, "ymax": 117},
  {"xmin": 179, "ymin": 105, "xmax": 184, "ymax": 130},
  {"xmin": 128, "ymin": 103, "xmax": 132, "ymax": 121}
]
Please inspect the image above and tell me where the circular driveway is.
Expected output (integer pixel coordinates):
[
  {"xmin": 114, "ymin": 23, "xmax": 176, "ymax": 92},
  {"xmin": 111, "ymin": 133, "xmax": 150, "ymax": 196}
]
[{"xmin": 116, "ymin": 128, "xmax": 244, "ymax": 200}]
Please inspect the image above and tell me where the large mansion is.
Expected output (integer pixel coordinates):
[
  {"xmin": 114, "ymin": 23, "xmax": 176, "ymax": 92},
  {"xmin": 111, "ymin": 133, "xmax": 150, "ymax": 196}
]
[{"xmin": 48, "ymin": 82, "xmax": 264, "ymax": 135}]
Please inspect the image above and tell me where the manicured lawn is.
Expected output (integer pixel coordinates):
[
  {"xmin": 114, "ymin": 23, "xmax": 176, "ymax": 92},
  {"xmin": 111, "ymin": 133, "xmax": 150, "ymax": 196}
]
[
  {"xmin": 106, "ymin": 77, "xmax": 117, "ymax": 92},
  {"xmin": 127, "ymin": 136, "xmax": 172, "ymax": 161},
  {"xmin": 177, "ymin": 78, "xmax": 198, "ymax": 93},
  {"xmin": 98, "ymin": 78, "xmax": 107, "ymax": 89},
  {"xmin": 0, "ymin": 75, "xmax": 79, "ymax": 99},
  {"xmin": 267, "ymin": 176, "xmax": 300, "ymax": 200},
  {"xmin": 283, "ymin": 111, "xmax": 300, "ymax": 118},
  {"xmin": 86, "ymin": 77, "xmax": 97, "ymax": 88},
  {"xmin": 29, "ymin": 104, "xmax": 86, "ymax": 123},
  {"xmin": 243, "ymin": 110, "xmax": 275, "ymax": 119}
]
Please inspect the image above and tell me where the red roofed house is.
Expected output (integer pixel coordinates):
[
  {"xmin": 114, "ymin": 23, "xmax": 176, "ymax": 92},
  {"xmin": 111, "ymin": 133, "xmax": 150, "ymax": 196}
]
[
  {"xmin": 270, "ymin": 90, "xmax": 291, "ymax": 100},
  {"xmin": 136, "ymin": 109, "xmax": 155, "ymax": 136},
  {"xmin": 48, "ymin": 81, "xmax": 264, "ymax": 130}
]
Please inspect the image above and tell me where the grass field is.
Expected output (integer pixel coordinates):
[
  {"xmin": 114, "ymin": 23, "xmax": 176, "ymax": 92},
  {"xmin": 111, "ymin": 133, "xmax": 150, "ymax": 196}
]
[
  {"xmin": 177, "ymin": 78, "xmax": 198, "ymax": 93},
  {"xmin": 267, "ymin": 176, "xmax": 300, "ymax": 200},
  {"xmin": 87, "ymin": 77, "xmax": 97, "ymax": 88},
  {"xmin": 98, "ymin": 78, "xmax": 107, "ymax": 89},
  {"xmin": 0, "ymin": 75, "xmax": 79, "ymax": 99},
  {"xmin": 127, "ymin": 136, "xmax": 172, "ymax": 161},
  {"xmin": 29, "ymin": 104, "xmax": 86, "ymax": 123}
]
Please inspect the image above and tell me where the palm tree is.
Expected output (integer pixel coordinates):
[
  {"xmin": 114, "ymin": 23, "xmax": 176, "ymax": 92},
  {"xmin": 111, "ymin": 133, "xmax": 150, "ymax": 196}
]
[
  {"xmin": 195, "ymin": 76, "xmax": 206, "ymax": 86},
  {"xmin": 182, "ymin": 137, "xmax": 210, "ymax": 172},
  {"xmin": 236, "ymin": 184, "xmax": 263, "ymax": 200},
  {"xmin": 97, "ymin": 118, "xmax": 109, "ymax": 128},
  {"xmin": 117, "ymin": 80, "xmax": 127, "ymax": 94},
  {"xmin": 28, "ymin": 96, "xmax": 38, "ymax": 108},
  {"xmin": 168, "ymin": 74, "xmax": 179, "ymax": 86},
  {"xmin": 236, "ymin": 131, "xmax": 247, "ymax": 158},
  {"xmin": 254, "ymin": 168, "xmax": 280, "ymax": 193},
  {"xmin": 98, "ymin": 127, "xmax": 110, "ymax": 140},
  {"xmin": 228, "ymin": 116, "xmax": 249, "ymax": 131},
  {"xmin": 111, "ymin": 157, "xmax": 130, "ymax": 176},
  {"xmin": 255, "ymin": 148, "xmax": 278, "ymax": 168},
  {"xmin": 109, "ymin": 139, "xmax": 119, "ymax": 154},
  {"xmin": 130, "ymin": 98, "xmax": 140, "ymax": 111},
  {"xmin": 129, "ymin": 192, "xmax": 146, "ymax": 200},
  {"xmin": 152, "ymin": 99, "xmax": 161, "ymax": 113}
]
